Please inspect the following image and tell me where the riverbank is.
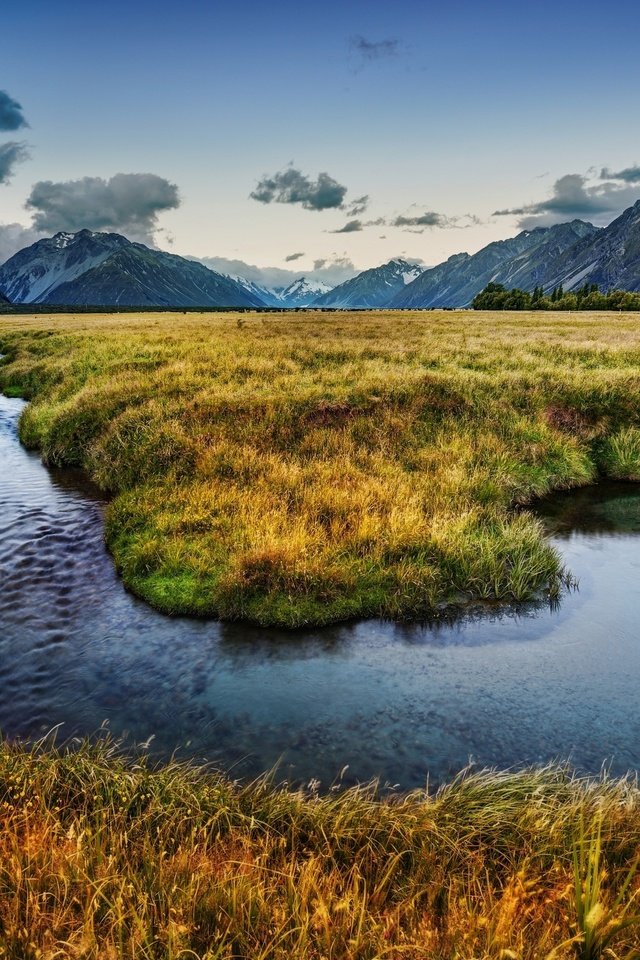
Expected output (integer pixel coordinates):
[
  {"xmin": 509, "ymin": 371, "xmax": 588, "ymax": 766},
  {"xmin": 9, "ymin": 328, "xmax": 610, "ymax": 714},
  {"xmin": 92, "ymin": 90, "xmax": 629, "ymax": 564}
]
[
  {"xmin": 1, "ymin": 738, "xmax": 640, "ymax": 958},
  {"xmin": 1, "ymin": 310, "xmax": 639, "ymax": 627}
]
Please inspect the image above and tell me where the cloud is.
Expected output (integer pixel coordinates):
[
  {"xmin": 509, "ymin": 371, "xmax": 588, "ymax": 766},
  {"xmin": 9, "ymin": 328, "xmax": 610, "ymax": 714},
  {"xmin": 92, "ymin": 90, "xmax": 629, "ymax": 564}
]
[
  {"xmin": 0, "ymin": 91, "xmax": 28, "ymax": 131},
  {"xmin": 250, "ymin": 166, "xmax": 348, "ymax": 211},
  {"xmin": 24, "ymin": 173, "xmax": 180, "ymax": 244},
  {"xmin": 0, "ymin": 222, "xmax": 43, "ymax": 266},
  {"xmin": 325, "ymin": 209, "xmax": 462, "ymax": 234},
  {"xmin": 194, "ymin": 254, "xmax": 358, "ymax": 291},
  {"xmin": 311, "ymin": 256, "xmax": 358, "ymax": 287},
  {"xmin": 285, "ymin": 251, "xmax": 305, "ymax": 262},
  {"xmin": 601, "ymin": 164, "xmax": 640, "ymax": 183},
  {"xmin": 331, "ymin": 219, "xmax": 363, "ymax": 233},
  {"xmin": 392, "ymin": 212, "xmax": 447, "ymax": 228},
  {"xmin": 0, "ymin": 142, "xmax": 30, "ymax": 184},
  {"xmin": 349, "ymin": 35, "xmax": 399, "ymax": 63},
  {"xmin": 494, "ymin": 172, "xmax": 640, "ymax": 228},
  {"xmin": 346, "ymin": 194, "xmax": 369, "ymax": 216},
  {"xmin": 391, "ymin": 254, "xmax": 427, "ymax": 268}
]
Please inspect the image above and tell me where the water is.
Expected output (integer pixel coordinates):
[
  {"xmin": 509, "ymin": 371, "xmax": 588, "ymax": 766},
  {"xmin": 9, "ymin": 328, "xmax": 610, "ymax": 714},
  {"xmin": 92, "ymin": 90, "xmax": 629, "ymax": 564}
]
[{"xmin": 2, "ymin": 391, "xmax": 640, "ymax": 788}]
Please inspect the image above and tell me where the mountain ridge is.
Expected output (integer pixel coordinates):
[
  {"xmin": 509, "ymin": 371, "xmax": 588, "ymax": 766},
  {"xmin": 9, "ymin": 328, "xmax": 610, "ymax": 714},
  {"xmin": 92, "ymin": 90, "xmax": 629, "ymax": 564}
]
[
  {"xmin": 0, "ymin": 232, "xmax": 265, "ymax": 308},
  {"xmin": 312, "ymin": 259, "xmax": 423, "ymax": 308},
  {"xmin": 390, "ymin": 221, "xmax": 599, "ymax": 308}
]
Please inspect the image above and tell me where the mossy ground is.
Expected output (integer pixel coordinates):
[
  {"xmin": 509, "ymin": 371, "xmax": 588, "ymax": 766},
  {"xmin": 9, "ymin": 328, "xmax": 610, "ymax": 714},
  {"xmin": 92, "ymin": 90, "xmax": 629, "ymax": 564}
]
[{"xmin": 1, "ymin": 309, "xmax": 640, "ymax": 626}]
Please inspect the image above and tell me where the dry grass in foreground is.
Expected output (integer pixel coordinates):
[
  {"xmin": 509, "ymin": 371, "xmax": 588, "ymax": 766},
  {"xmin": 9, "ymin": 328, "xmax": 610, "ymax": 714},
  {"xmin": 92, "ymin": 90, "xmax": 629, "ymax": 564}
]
[
  {"xmin": 1, "ymin": 309, "xmax": 640, "ymax": 626},
  {"xmin": 2, "ymin": 739, "xmax": 640, "ymax": 959}
]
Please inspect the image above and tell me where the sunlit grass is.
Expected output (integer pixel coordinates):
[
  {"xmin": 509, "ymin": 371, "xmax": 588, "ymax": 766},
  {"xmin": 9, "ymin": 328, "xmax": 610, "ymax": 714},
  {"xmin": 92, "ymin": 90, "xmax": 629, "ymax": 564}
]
[
  {"xmin": 1, "ymin": 309, "xmax": 639, "ymax": 626},
  {"xmin": 2, "ymin": 739, "xmax": 640, "ymax": 958}
]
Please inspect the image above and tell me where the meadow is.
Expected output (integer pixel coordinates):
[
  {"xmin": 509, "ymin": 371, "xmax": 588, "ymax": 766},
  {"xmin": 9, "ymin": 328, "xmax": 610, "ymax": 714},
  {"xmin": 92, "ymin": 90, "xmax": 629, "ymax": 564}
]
[
  {"xmin": 3, "ymin": 310, "xmax": 640, "ymax": 957},
  {"xmin": 1, "ymin": 309, "xmax": 640, "ymax": 627},
  {"xmin": 2, "ymin": 738, "xmax": 640, "ymax": 958}
]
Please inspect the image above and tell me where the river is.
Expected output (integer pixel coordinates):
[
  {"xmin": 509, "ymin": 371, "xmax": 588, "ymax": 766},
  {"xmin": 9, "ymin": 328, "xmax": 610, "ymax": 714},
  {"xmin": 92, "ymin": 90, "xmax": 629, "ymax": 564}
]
[{"xmin": 2, "ymin": 392, "xmax": 640, "ymax": 788}]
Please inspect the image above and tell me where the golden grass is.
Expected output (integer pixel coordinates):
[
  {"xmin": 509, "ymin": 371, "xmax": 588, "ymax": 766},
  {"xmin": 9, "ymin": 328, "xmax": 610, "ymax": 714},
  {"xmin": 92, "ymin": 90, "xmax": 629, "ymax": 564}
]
[
  {"xmin": 1, "ymin": 309, "xmax": 639, "ymax": 626},
  {"xmin": 2, "ymin": 739, "xmax": 640, "ymax": 959}
]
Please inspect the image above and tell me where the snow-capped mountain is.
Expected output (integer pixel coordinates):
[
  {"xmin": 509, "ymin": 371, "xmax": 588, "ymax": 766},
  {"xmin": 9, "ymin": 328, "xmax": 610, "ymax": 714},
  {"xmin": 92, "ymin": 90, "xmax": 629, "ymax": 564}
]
[
  {"xmin": 228, "ymin": 274, "xmax": 333, "ymax": 307},
  {"xmin": 312, "ymin": 259, "xmax": 424, "ymax": 308},
  {"xmin": 0, "ymin": 231, "xmax": 266, "ymax": 308},
  {"xmin": 0, "ymin": 230, "xmax": 131, "ymax": 304},
  {"xmin": 274, "ymin": 277, "xmax": 332, "ymax": 307}
]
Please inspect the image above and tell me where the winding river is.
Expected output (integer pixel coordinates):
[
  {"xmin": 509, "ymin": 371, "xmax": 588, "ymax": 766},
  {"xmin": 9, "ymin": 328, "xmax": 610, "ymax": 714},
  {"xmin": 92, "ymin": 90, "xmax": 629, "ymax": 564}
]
[{"xmin": 2, "ymin": 391, "xmax": 640, "ymax": 788}]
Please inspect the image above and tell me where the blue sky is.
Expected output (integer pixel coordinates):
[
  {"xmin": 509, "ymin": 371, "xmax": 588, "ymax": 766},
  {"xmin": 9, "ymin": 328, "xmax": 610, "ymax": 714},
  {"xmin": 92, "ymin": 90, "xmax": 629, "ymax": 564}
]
[{"xmin": 2, "ymin": 0, "xmax": 640, "ymax": 284}]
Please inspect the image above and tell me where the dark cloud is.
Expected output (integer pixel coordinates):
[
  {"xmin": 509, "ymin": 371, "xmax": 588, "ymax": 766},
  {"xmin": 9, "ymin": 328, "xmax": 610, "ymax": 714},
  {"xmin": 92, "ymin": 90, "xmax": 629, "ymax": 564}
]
[
  {"xmin": 331, "ymin": 219, "xmax": 363, "ymax": 233},
  {"xmin": 250, "ymin": 166, "xmax": 348, "ymax": 211},
  {"xmin": 494, "ymin": 172, "xmax": 640, "ymax": 228},
  {"xmin": 392, "ymin": 212, "xmax": 450, "ymax": 229},
  {"xmin": 285, "ymin": 251, "xmax": 305, "ymax": 262},
  {"xmin": 0, "ymin": 142, "xmax": 30, "ymax": 184},
  {"xmin": 346, "ymin": 194, "xmax": 369, "ymax": 216},
  {"xmin": 349, "ymin": 35, "xmax": 399, "ymax": 62},
  {"xmin": 601, "ymin": 165, "xmax": 640, "ymax": 183},
  {"xmin": 0, "ymin": 91, "xmax": 28, "ymax": 131},
  {"xmin": 0, "ymin": 222, "xmax": 43, "ymax": 266},
  {"xmin": 325, "ymin": 210, "xmax": 459, "ymax": 234},
  {"xmin": 25, "ymin": 173, "xmax": 180, "ymax": 244}
]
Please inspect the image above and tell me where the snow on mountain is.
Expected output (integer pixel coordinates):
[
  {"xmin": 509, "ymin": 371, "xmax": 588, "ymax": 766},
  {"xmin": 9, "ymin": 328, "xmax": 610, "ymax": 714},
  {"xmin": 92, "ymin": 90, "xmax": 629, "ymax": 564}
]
[
  {"xmin": 228, "ymin": 275, "xmax": 279, "ymax": 306},
  {"xmin": 276, "ymin": 276, "xmax": 332, "ymax": 306},
  {"xmin": 400, "ymin": 263, "xmax": 423, "ymax": 284}
]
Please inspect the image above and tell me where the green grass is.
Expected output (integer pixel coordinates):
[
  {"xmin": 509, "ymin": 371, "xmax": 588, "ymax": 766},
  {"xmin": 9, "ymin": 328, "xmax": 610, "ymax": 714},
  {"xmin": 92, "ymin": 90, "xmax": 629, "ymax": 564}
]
[
  {"xmin": 1, "ymin": 309, "xmax": 640, "ymax": 626},
  {"xmin": 2, "ymin": 739, "xmax": 640, "ymax": 958}
]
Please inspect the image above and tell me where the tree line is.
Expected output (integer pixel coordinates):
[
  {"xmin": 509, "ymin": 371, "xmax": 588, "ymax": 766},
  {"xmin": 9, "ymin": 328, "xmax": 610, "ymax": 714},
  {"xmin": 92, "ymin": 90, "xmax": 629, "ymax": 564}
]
[{"xmin": 472, "ymin": 282, "xmax": 640, "ymax": 311}]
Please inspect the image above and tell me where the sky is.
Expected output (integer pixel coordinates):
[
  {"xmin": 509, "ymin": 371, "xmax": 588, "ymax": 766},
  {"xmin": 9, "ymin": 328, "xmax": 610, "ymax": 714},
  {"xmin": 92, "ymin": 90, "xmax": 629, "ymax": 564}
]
[{"xmin": 2, "ymin": 0, "xmax": 640, "ymax": 286}]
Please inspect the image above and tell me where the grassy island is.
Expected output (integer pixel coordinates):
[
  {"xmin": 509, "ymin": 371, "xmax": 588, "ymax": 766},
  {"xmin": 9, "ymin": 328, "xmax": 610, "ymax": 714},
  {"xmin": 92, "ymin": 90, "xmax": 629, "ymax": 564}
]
[
  {"xmin": 1, "ymin": 740, "xmax": 640, "ymax": 958},
  {"xmin": 1, "ymin": 309, "xmax": 640, "ymax": 627}
]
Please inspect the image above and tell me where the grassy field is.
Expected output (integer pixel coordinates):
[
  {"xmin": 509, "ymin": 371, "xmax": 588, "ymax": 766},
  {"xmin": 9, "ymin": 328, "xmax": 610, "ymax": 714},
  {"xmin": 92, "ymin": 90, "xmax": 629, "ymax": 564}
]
[
  {"xmin": 1, "ymin": 309, "xmax": 640, "ymax": 626},
  {"xmin": 2, "ymin": 739, "xmax": 640, "ymax": 958}
]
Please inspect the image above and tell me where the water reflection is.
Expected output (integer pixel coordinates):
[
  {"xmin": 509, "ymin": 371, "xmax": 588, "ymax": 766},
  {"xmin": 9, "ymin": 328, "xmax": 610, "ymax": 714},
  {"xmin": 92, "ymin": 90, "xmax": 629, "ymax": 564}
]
[{"xmin": 2, "ymin": 391, "xmax": 640, "ymax": 788}]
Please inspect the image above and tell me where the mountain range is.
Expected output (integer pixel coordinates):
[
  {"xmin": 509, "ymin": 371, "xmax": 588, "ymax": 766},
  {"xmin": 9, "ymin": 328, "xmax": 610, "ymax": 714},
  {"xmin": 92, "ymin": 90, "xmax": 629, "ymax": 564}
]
[
  {"xmin": 232, "ymin": 275, "xmax": 332, "ymax": 307},
  {"xmin": 0, "ymin": 197, "xmax": 639, "ymax": 309}
]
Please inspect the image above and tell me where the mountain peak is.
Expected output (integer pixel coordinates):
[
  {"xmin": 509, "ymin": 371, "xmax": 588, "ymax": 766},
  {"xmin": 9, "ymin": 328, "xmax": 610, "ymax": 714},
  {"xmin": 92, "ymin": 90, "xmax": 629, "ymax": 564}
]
[
  {"xmin": 0, "ymin": 230, "xmax": 265, "ymax": 307},
  {"xmin": 312, "ymin": 258, "xmax": 423, "ymax": 308}
]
